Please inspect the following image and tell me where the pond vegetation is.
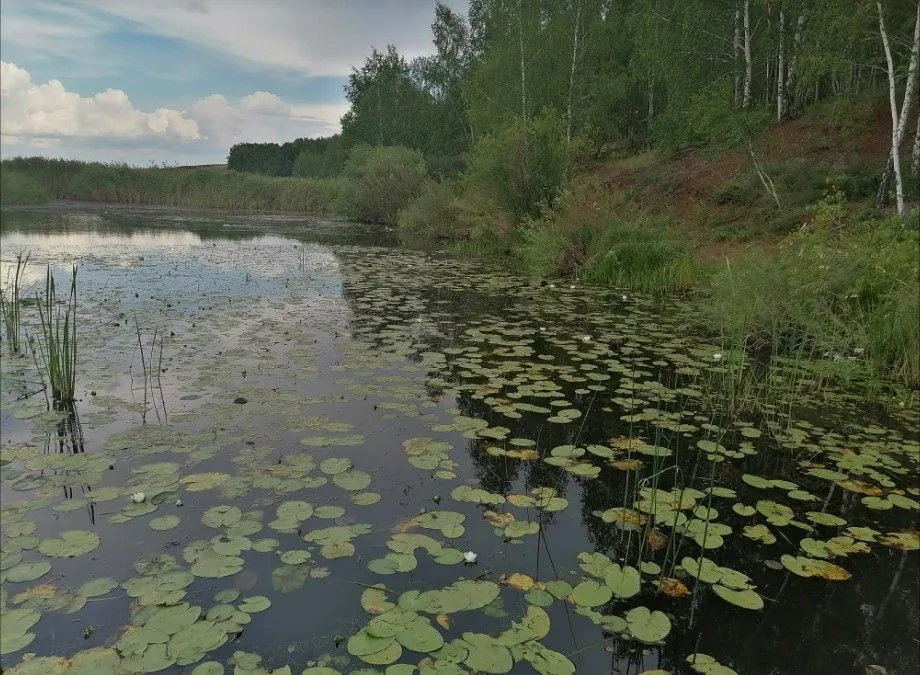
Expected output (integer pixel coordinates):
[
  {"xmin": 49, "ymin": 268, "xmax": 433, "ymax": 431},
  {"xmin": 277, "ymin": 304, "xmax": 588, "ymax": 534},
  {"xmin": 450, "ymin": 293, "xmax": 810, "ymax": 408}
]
[{"xmin": 0, "ymin": 210, "xmax": 917, "ymax": 674}]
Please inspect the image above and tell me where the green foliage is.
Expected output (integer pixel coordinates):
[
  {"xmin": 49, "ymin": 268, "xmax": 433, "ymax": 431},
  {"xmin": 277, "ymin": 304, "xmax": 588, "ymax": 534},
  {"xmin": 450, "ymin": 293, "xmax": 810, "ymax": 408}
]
[
  {"xmin": 516, "ymin": 179, "xmax": 699, "ymax": 293},
  {"xmin": 585, "ymin": 221, "xmax": 700, "ymax": 293},
  {"xmin": 292, "ymin": 137, "xmax": 348, "ymax": 178},
  {"xmin": 228, "ymin": 136, "xmax": 342, "ymax": 177},
  {"xmin": 0, "ymin": 168, "xmax": 50, "ymax": 205},
  {"xmin": 708, "ymin": 195, "xmax": 920, "ymax": 387},
  {"xmin": 1, "ymin": 158, "xmax": 344, "ymax": 213},
  {"xmin": 396, "ymin": 180, "xmax": 464, "ymax": 247},
  {"xmin": 337, "ymin": 146, "xmax": 427, "ymax": 225},
  {"xmin": 0, "ymin": 251, "xmax": 29, "ymax": 356},
  {"xmin": 34, "ymin": 265, "xmax": 78, "ymax": 402},
  {"xmin": 466, "ymin": 109, "xmax": 569, "ymax": 219}
]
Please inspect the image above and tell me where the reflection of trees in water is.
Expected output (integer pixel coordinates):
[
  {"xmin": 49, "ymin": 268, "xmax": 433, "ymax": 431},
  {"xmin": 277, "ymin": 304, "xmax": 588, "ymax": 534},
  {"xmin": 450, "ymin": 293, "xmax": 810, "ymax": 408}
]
[
  {"xmin": 336, "ymin": 249, "xmax": 919, "ymax": 673},
  {"xmin": 44, "ymin": 401, "xmax": 96, "ymax": 525}
]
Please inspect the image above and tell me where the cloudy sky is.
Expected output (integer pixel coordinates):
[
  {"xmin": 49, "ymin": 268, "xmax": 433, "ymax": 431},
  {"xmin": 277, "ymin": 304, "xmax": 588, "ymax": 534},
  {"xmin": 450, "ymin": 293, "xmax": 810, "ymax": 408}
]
[{"xmin": 0, "ymin": 0, "xmax": 466, "ymax": 165}]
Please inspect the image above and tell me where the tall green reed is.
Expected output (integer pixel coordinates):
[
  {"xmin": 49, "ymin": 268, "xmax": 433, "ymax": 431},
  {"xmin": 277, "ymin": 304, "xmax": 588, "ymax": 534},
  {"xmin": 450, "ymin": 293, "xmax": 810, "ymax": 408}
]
[
  {"xmin": 33, "ymin": 265, "xmax": 78, "ymax": 402},
  {"xmin": 0, "ymin": 251, "xmax": 30, "ymax": 355}
]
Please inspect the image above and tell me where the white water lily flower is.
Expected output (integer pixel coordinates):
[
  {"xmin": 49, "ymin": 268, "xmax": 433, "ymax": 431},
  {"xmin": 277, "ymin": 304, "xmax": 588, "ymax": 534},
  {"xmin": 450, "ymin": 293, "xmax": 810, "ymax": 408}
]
[
  {"xmin": 621, "ymin": 295, "xmax": 628, "ymax": 301},
  {"xmin": 131, "ymin": 492, "xmax": 146, "ymax": 503},
  {"xmin": 548, "ymin": 284, "xmax": 556, "ymax": 289},
  {"xmin": 570, "ymin": 284, "xmax": 575, "ymax": 289},
  {"xmin": 463, "ymin": 551, "xmax": 478, "ymax": 564},
  {"xmin": 713, "ymin": 353, "xmax": 724, "ymax": 361},
  {"xmin": 582, "ymin": 336, "xmax": 591, "ymax": 342}
]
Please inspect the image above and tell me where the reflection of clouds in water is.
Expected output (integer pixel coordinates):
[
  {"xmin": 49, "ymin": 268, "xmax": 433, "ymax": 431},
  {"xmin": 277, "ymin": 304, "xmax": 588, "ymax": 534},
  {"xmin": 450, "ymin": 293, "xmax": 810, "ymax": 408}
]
[{"xmin": 1, "ymin": 231, "xmax": 344, "ymax": 297}]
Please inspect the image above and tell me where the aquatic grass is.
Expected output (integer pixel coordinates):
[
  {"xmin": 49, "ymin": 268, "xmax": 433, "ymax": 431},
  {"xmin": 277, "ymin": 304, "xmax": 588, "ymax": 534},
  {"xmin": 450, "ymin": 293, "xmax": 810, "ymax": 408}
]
[
  {"xmin": 33, "ymin": 265, "xmax": 78, "ymax": 402},
  {"xmin": 0, "ymin": 251, "xmax": 30, "ymax": 355}
]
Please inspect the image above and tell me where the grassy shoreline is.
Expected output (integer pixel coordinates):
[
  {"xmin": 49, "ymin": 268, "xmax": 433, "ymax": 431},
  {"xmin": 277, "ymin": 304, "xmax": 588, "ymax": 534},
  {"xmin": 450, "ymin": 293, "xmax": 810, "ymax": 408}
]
[
  {"xmin": 1, "ymin": 159, "xmax": 344, "ymax": 213},
  {"xmin": 4, "ymin": 136, "xmax": 917, "ymax": 392}
]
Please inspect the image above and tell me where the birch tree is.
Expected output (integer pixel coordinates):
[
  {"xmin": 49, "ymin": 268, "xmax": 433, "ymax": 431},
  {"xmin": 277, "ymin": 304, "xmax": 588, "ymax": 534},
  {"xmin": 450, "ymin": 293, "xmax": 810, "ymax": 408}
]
[
  {"xmin": 878, "ymin": 0, "xmax": 920, "ymax": 215},
  {"xmin": 743, "ymin": 0, "xmax": 752, "ymax": 108}
]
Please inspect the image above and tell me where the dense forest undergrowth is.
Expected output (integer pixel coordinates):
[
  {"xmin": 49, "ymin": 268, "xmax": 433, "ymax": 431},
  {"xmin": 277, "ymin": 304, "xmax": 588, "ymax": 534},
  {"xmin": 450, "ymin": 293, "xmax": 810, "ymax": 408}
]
[{"xmin": 2, "ymin": 1, "xmax": 918, "ymax": 391}]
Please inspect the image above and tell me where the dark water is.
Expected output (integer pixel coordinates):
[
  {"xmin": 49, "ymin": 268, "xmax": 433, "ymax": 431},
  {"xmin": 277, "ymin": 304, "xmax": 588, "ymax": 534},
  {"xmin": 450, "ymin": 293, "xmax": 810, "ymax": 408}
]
[{"xmin": 1, "ymin": 207, "xmax": 917, "ymax": 675}]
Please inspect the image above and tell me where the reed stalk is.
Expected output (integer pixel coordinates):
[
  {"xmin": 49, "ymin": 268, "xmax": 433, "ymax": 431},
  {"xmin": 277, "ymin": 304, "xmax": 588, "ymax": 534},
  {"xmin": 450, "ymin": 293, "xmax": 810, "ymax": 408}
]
[
  {"xmin": 0, "ymin": 252, "xmax": 30, "ymax": 355},
  {"xmin": 35, "ymin": 265, "xmax": 78, "ymax": 402}
]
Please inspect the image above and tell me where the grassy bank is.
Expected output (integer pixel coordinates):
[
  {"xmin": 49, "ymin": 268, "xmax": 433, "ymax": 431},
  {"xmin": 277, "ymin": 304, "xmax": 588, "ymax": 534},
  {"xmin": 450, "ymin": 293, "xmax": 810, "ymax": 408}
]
[
  {"xmin": 391, "ymin": 96, "xmax": 919, "ymax": 389},
  {"xmin": 0, "ymin": 158, "xmax": 345, "ymax": 213}
]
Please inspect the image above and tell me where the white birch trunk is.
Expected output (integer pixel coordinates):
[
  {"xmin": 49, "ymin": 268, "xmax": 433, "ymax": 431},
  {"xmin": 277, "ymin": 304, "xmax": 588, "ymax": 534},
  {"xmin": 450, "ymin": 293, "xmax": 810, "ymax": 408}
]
[
  {"xmin": 734, "ymin": 5, "xmax": 742, "ymax": 106},
  {"xmin": 566, "ymin": 0, "xmax": 582, "ymax": 142},
  {"xmin": 878, "ymin": 1, "xmax": 920, "ymax": 215},
  {"xmin": 786, "ymin": 13, "xmax": 805, "ymax": 113},
  {"xmin": 778, "ymin": 6, "xmax": 786, "ymax": 121},
  {"xmin": 743, "ymin": 0, "xmax": 752, "ymax": 109},
  {"xmin": 912, "ymin": 110, "xmax": 920, "ymax": 176},
  {"xmin": 518, "ymin": 0, "xmax": 527, "ymax": 120}
]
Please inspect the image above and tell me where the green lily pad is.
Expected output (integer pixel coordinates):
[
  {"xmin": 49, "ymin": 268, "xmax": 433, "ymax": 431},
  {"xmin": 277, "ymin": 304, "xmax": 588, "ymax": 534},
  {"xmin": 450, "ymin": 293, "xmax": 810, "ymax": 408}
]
[
  {"xmin": 625, "ymin": 606, "xmax": 671, "ymax": 643},
  {"xmin": 4, "ymin": 561, "xmax": 51, "ymax": 583},
  {"xmin": 150, "ymin": 515, "xmax": 181, "ymax": 530},
  {"xmin": 604, "ymin": 564, "xmax": 640, "ymax": 599},
  {"xmin": 37, "ymin": 530, "xmax": 100, "ymax": 558},
  {"xmin": 238, "ymin": 595, "xmax": 271, "ymax": 613},
  {"xmin": 571, "ymin": 580, "xmax": 612, "ymax": 607},
  {"xmin": 201, "ymin": 505, "xmax": 242, "ymax": 528},
  {"xmin": 712, "ymin": 584, "xmax": 764, "ymax": 610}
]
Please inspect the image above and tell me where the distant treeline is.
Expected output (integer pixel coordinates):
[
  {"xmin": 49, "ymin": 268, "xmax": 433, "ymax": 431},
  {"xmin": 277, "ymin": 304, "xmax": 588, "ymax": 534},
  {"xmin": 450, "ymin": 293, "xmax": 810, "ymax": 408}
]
[{"xmin": 227, "ymin": 136, "xmax": 347, "ymax": 178}]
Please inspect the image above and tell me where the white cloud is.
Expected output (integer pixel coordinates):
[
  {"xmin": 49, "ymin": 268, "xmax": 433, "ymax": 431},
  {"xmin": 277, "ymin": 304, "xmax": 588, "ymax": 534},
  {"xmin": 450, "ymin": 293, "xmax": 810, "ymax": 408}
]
[
  {"xmin": 0, "ymin": 61, "xmax": 348, "ymax": 163},
  {"xmin": 79, "ymin": 0, "xmax": 468, "ymax": 77},
  {"xmin": 1, "ymin": 61, "xmax": 200, "ymax": 142}
]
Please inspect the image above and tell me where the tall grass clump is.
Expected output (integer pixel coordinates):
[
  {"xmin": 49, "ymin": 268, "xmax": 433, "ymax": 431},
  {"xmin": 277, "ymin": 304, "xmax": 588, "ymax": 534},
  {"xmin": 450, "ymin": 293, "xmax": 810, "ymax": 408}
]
[
  {"xmin": 518, "ymin": 178, "xmax": 699, "ymax": 293},
  {"xmin": 0, "ymin": 168, "xmax": 51, "ymax": 205},
  {"xmin": 336, "ymin": 145, "xmax": 427, "ymax": 224},
  {"xmin": 584, "ymin": 221, "xmax": 700, "ymax": 293},
  {"xmin": 33, "ymin": 265, "xmax": 78, "ymax": 403},
  {"xmin": 707, "ymin": 193, "xmax": 920, "ymax": 388},
  {"xmin": 0, "ymin": 252, "xmax": 30, "ymax": 355}
]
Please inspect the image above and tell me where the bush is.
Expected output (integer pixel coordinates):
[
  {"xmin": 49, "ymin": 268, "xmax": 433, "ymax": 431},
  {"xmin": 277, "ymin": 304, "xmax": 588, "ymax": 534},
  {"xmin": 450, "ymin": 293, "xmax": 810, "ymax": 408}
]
[
  {"xmin": 337, "ymin": 146, "xmax": 427, "ymax": 224},
  {"xmin": 466, "ymin": 109, "xmax": 569, "ymax": 220},
  {"xmin": 0, "ymin": 168, "xmax": 51, "ymax": 205},
  {"xmin": 396, "ymin": 181, "xmax": 464, "ymax": 247}
]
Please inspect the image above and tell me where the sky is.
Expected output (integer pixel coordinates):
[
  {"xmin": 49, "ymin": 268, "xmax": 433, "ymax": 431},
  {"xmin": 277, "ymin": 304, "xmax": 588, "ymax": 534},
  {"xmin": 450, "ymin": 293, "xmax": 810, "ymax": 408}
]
[{"xmin": 0, "ymin": 0, "xmax": 467, "ymax": 165}]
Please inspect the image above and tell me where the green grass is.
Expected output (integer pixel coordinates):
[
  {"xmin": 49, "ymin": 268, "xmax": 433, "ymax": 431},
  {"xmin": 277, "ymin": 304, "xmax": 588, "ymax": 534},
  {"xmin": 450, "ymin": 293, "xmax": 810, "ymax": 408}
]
[
  {"xmin": 1, "ymin": 157, "xmax": 346, "ymax": 213},
  {"xmin": 34, "ymin": 265, "xmax": 78, "ymax": 403},
  {"xmin": 706, "ymin": 195, "xmax": 919, "ymax": 388},
  {"xmin": 0, "ymin": 169, "xmax": 51, "ymax": 205}
]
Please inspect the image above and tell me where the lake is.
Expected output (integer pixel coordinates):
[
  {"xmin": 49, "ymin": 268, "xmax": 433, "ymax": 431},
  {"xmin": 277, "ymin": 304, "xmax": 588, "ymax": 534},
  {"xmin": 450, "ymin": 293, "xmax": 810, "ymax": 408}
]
[{"xmin": 1, "ymin": 206, "xmax": 917, "ymax": 675}]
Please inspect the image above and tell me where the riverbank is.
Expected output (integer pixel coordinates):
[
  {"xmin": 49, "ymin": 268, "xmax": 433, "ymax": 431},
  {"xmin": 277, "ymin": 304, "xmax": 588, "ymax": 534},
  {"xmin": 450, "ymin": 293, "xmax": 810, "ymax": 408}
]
[{"xmin": 3, "ymin": 97, "xmax": 917, "ymax": 390}]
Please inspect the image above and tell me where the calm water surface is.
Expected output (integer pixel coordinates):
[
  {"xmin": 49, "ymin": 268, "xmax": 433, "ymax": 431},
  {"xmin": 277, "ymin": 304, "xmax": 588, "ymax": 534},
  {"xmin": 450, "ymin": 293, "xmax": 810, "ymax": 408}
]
[{"xmin": 1, "ymin": 207, "xmax": 917, "ymax": 675}]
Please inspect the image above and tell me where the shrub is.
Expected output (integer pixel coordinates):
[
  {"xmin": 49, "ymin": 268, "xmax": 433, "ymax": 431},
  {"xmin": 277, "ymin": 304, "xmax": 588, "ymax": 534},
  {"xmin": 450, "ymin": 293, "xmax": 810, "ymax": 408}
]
[
  {"xmin": 337, "ymin": 146, "xmax": 427, "ymax": 224},
  {"xmin": 466, "ymin": 109, "xmax": 569, "ymax": 220},
  {"xmin": 0, "ymin": 168, "xmax": 51, "ymax": 205},
  {"xmin": 396, "ymin": 181, "xmax": 464, "ymax": 247}
]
